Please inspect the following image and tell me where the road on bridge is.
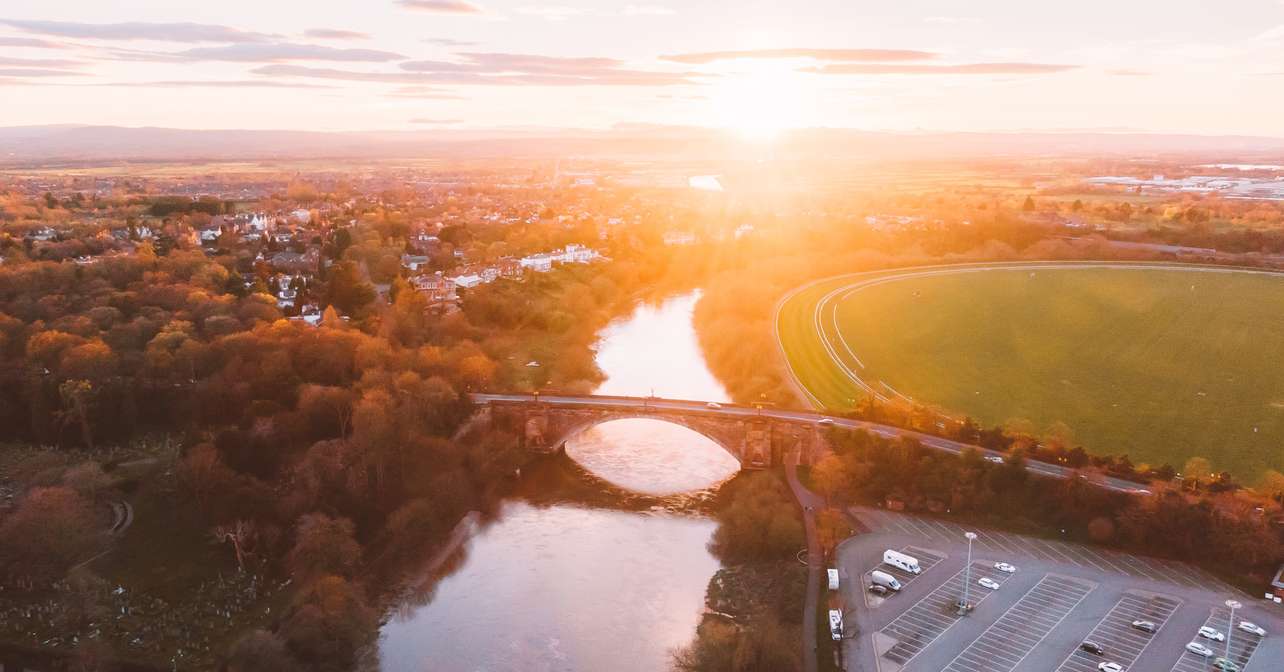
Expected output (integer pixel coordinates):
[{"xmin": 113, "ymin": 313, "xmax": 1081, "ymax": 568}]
[{"xmin": 470, "ymin": 393, "xmax": 1152, "ymax": 495}]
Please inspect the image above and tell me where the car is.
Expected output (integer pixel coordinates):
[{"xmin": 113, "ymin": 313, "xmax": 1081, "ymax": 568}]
[
  {"xmin": 1130, "ymin": 620, "xmax": 1157, "ymax": 633},
  {"xmin": 1128, "ymin": 488, "xmax": 1152, "ymax": 495},
  {"xmin": 1237, "ymin": 621, "xmax": 1266, "ymax": 637},
  {"xmin": 1097, "ymin": 663, "xmax": 1123, "ymax": 672},
  {"xmin": 985, "ymin": 455, "xmax": 1004, "ymax": 464},
  {"xmin": 1080, "ymin": 641, "xmax": 1105, "ymax": 655},
  {"xmin": 1212, "ymin": 657, "xmax": 1241, "ymax": 672},
  {"xmin": 1186, "ymin": 642, "xmax": 1214, "ymax": 657},
  {"xmin": 1198, "ymin": 626, "xmax": 1225, "ymax": 642},
  {"xmin": 867, "ymin": 584, "xmax": 889, "ymax": 596},
  {"xmin": 705, "ymin": 402, "xmax": 722, "ymax": 409},
  {"xmin": 977, "ymin": 577, "xmax": 1000, "ymax": 590},
  {"xmin": 817, "ymin": 418, "xmax": 835, "ymax": 426},
  {"xmin": 994, "ymin": 562, "xmax": 1017, "ymax": 573}
]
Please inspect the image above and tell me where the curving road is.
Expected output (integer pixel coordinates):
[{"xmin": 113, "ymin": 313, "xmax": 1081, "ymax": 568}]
[{"xmin": 470, "ymin": 393, "xmax": 1152, "ymax": 493}]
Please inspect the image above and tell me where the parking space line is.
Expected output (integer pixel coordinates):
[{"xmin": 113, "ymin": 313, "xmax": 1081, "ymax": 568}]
[
  {"xmin": 1169, "ymin": 607, "xmax": 1264, "ymax": 672},
  {"xmin": 942, "ymin": 574, "xmax": 1095, "ymax": 672},
  {"xmin": 877, "ymin": 562, "xmax": 1014, "ymax": 669},
  {"xmin": 1055, "ymin": 590, "xmax": 1181, "ymax": 672}
]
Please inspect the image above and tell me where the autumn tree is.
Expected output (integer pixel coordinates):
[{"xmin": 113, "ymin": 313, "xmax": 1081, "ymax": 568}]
[{"xmin": 287, "ymin": 513, "xmax": 362, "ymax": 582}]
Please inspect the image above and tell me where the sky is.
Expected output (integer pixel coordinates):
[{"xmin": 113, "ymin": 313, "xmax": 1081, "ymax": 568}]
[{"xmin": 2, "ymin": 0, "xmax": 1284, "ymax": 137}]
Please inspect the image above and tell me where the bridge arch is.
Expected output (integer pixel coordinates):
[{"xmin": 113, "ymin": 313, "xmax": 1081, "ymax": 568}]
[{"xmin": 549, "ymin": 414, "xmax": 744, "ymax": 465}]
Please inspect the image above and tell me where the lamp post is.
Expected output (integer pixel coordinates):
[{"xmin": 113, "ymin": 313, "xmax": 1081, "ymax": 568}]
[
  {"xmin": 1224, "ymin": 598, "xmax": 1241, "ymax": 664},
  {"xmin": 959, "ymin": 532, "xmax": 977, "ymax": 614}
]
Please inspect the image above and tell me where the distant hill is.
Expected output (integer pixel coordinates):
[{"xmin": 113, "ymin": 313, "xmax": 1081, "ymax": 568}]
[{"xmin": 2, "ymin": 124, "xmax": 1283, "ymax": 166}]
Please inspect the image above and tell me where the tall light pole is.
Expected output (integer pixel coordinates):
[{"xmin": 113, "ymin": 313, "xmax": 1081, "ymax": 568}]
[
  {"xmin": 959, "ymin": 532, "xmax": 977, "ymax": 614},
  {"xmin": 1224, "ymin": 598, "xmax": 1241, "ymax": 663}
]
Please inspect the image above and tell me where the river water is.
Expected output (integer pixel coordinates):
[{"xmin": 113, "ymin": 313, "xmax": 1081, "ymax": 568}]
[{"xmin": 378, "ymin": 291, "xmax": 739, "ymax": 671}]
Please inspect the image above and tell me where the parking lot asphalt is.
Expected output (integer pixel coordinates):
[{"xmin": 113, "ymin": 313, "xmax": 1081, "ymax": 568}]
[{"xmin": 835, "ymin": 507, "xmax": 1284, "ymax": 672}]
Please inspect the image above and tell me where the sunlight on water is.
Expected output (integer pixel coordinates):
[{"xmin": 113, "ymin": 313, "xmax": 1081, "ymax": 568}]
[{"xmin": 565, "ymin": 419, "xmax": 740, "ymax": 495}]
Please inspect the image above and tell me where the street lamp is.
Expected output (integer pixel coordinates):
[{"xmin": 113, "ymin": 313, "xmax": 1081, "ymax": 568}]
[
  {"xmin": 958, "ymin": 532, "xmax": 977, "ymax": 614},
  {"xmin": 1225, "ymin": 598, "xmax": 1241, "ymax": 663}
]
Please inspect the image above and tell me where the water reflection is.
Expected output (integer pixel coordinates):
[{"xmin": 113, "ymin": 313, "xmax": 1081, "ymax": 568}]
[
  {"xmin": 378, "ymin": 291, "xmax": 731, "ymax": 671},
  {"xmin": 565, "ymin": 419, "xmax": 740, "ymax": 496}
]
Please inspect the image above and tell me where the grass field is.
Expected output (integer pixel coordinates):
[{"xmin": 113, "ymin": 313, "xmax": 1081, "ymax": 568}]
[{"xmin": 777, "ymin": 262, "xmax": 1284, "ymax": 480}]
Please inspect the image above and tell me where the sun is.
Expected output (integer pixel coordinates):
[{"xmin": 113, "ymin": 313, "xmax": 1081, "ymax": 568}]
[{"xmin": 706, "ymin": 63, "xmax": 808, "ymax": 141}]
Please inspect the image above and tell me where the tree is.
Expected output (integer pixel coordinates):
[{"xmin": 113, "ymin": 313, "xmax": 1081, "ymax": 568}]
[
  {"xmin": 1022, "ymin": 196, "xmax": 1036, "ymax": 212},
  {"xmin": 227, "ymin": 630, "xmax": 301, "ymax": 672},
  {"xmin": 281, "ymin": 575, "xmax": 376, "ymax": 672},
  {"xmin": 1182, "ymin": 456, "xmax": 1213, "ymax": 488},
  {"xmin": 325, "ymin": 261, "xmax": 375, "ymax": 315},
  {"xmin": 0, "ymin": 486, "xmax": 98, "ymax": 587},
  {"xmin": 810, "ymin": 454, "xmax": 849, "ymax": 503},
  {"xmin": 58, "ymin": 379, "xmax": 96, "ymax": 449},
  {"xmin": 287, "ymin": 513, "xmax": 361, "ymax": 582},
  {"xmin": 211, "ymin": 519, "xmax": 258, "ymax": 572}
]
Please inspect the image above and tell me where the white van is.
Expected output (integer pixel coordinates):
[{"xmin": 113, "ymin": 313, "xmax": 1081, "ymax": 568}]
[
  {"xmin": 828, "ymin": 610, "xmax": 844, "ymax": 641},
  {"xmin": 870, "ymin": 570, "xmax": 902, "ymax": 591},
  {"xmin": 827, "ymin": 568, "xmax": 840, "ymax": 591},
  {"xmin": 883, "ymin": 549, "xmax": 922, "ymax": 574}
]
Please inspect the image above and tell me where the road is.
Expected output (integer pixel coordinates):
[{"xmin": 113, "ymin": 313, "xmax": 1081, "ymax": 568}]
[
  {"xmin": 470, "ymin": 393, "xmax": 1151, "ymax": 493},
  {"xmin": 785, "ymin": 456, "xmax": 825, "ymax": 672}
]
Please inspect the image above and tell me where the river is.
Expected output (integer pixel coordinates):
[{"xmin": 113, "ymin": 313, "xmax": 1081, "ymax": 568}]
[{"xmin": 378, "ymin": 290, "xmax": 739, "ymax": 671}]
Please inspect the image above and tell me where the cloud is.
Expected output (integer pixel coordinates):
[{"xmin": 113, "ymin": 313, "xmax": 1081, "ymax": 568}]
[
  {"xmin": 424, "ymin": 37, "xmax": 478, "ymax": 46},
  {"xmin": 0, "ymin": 68, "xmax": 84, "ymax": 78},
  {"xmin": 396, "ymin": 0, "xmax": 484, "ymax": 13},
  {"xmin": 171, "ymin": 43, "xmax": 405, "ymax": 63},
  {"xmin": 109, "ymin": 79, "xmax": 335, "ymax": 89},
  {"xmin": 0, "ymin": 36, "xmax": 65, "ymax": 48},
  {"xmin": 660, "ymin": 48, "xmax": 938, "ymax": 64},
  {"xmin": 0, "ymin": 19, "xmax": 276, "ymax": 43},
  {"xmin": 624, "ymin": 5, "xmax": 675, "ymax": 15},
  {"xmin": 1107, "ymin": 68, "xmax": 1150, "ymax": 77},
  {"xmin": 256, "ymin": 57, "xmax": 700, "ymax": 85},
  {"xmin": 387, "ymin": 86, "xmax": 466, "ymax": 99},
  {"xmin": 0, "ymin": 56, "xmax": 84, "ymax": 69},
  {"xmin": 410, "ymin": 118, "xmax": 464, "ymax": 124},
  {"xmin": 516, "ymin": 5, "xmax": 585, "ymax": 20},
  {"xmin": 924, "ymin": 16, "xmax": 981, "ymax": 25},
  {"xmin": 802, "ymin": 62, "xmax": 1077, "ymax": 75},
  {"xmin": 303, "ymin": 29, "xmax": 371, "ymax": 40}
]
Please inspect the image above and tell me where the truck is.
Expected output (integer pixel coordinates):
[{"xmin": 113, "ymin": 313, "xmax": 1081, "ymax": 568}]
[
  {"xmin": 827, "ymin": 568, "xmax": 840, "ymax": 591},
  {"xmin": 883, "ymin": 549, "xmax": 921, "ymax": 574},
  {"xmin": 870, "ymin": 570, "xmax": 902, "ymax": 592}
]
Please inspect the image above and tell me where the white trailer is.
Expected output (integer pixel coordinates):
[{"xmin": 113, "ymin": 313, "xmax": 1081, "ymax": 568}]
[
  {"xmin": 870, "ymin": 570, "xmax": 902, "ymax": 591},
  {"xmin": 827, "ymin": 568, "xmax": 840, "ymax": 591},
  {"xmin": 883, "ymin": 549, "xmax": 922, "ymax": 574}
]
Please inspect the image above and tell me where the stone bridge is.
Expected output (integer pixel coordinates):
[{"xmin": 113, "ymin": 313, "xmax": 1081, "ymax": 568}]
[{"xmin": 472, "ymin": 394, "xmax": 833, "ymax": 469}]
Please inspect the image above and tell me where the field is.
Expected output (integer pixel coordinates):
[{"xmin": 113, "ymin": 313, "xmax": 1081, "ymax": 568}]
[{"xmin": 776, "ymin": 262, "xmax": 1284, "ymax": 479}]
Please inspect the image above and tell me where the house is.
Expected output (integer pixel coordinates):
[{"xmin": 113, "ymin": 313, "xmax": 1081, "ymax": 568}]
[
  {"xmin": 401, "ymin": 254, "xmax": 431, "ymax": 272},
  {"xmin": 520, "ymin": 254, "xmax": 555, "ymax": 272},
  {"xmin": 663, "ymin": 231, "xmax": 697, "ymax": 246},
  {"xmin": 269, "ymin": 249, "xmax": 320, "ymax": 274},
  {"xmin": 451, "ymin": 273, "xmax": 483, "ymax": 289},
  {"xmin": 411, "ymin": 273, "xmax": 457, "ymax": 303}
]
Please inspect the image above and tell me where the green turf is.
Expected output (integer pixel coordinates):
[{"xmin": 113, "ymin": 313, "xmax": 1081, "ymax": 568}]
[{"xmin": 777, "ymin": 263, "xmax": 1284, "ymax": 480}]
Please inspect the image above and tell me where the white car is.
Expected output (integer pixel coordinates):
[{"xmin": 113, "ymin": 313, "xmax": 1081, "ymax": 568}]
[
  {"xmin": 1186, "ymin": 641, "xmax": 1214, "ymax": 657},
  {"xmin": 1198, "ymin": 626, "xmax": 1225, "ymax": 642},
  {"xmin": 994, "ymin": 562, "xmax": 1017, "ymax": 573},
  {"xmin": 985, "ymin": 455, "xmax": 1004, "ymax": 464},
  {"xmin": 1237, "ymin": 621, "xmax": 1266, "ymax": 637},
  {"xmin": 817, "ymin": 418, "xmax": 835, "ymax": 426},
  {"xmin": 977, "ymin": 577, "xmax": 1000, "ymax": 590},
  {"xmin": 705, "ymin": 402, "xmax": 722, "ymax": 409},
  {"xmin": 1097, "ymin": 663, "xmax": 1123, "ymax": 672}
]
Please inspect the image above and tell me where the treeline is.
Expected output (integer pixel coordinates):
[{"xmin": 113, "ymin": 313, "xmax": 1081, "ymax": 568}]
[
  {"xmin": 671, "ymin": 472, "xmax": 805, "ymax": 672},
  {"xmin": 812, "ymin": 430, "xmax": 1284, "ymax": 585}
]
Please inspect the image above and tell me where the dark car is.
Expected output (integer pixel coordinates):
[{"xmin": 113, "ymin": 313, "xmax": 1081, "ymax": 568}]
[
  {"xmin": 867, "ymin": 584, "xmax": 889, "ymax": 596},
  {"xmin": 1080, "ymin": 641, "xmax": 1105, "ymax": 655}
]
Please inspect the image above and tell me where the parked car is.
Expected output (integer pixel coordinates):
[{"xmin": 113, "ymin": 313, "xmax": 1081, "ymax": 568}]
[
  {"xmin": 1186, "ymin": 642, "xmax": 1214, "ymax": 657},
  {"xmin": 985, "ymin": 455, "xmax": 1004, "ymax": 464},
  {"xmin": 1212, "ymin": 657, "xmax": 1240, "ymax": 671},
  {"xmin": 1080, "ymin": 641, "xmax": 1105, "ymax": 655},
  {"xmin": 705, "ymin": 401, "xmax": 722, "ymax": 409},
  {"xmin": 1097, "ymin": 663, "xmax": 1123, "ymax": 672},
  {"xmin": 1131, "ymin": 620, "xmax": 1157, "ymax": 633},
  {"xmin": 867, "ymin": 584, "xmax": 889, "ymax": 596},
  {"xmin": 994, "ymin": 562, "xmax": 1017, "ymax": 573},
  {"xmin": 1198, "ymin": 626, "xmax": 1225, "ymax": 642},
  {"xmin": 977, "ymin": 577, "xmax": 1000, "ymax": 590},
  {"xmin": 1237, "ymin": 621, "xmax": 1266, "ymax": 637}
]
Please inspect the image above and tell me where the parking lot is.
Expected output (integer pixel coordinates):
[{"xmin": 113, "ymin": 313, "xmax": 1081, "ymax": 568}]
[
  {"xmin": 1058, "ymin": 590, "xmax": 1182, "ymax": 671},
  {"xmin": 1169, "ymin": 607, "xmax": 1265, "ymax": 672},
  {"xmin": 839, "ymin": 507, "xmax": 1284, "ymax": 672}
]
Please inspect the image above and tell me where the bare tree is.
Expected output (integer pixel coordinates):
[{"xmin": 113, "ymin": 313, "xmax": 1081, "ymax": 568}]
[{"xmin": 211, "ymin": 520, "xmax": 257, "ymax": 572}]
